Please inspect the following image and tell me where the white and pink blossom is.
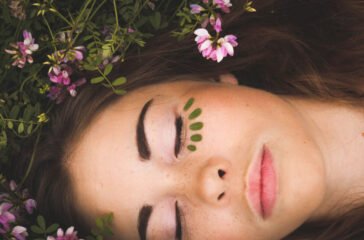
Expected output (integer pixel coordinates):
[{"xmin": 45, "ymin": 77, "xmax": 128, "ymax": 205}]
[
  {"xmin": 4, "ymin": 30, "xmax": 39, "ymax": 68},
  {"xmin": 47, "ymin": 226, "xmax": 83, "ymax": 240},
  {"xmin": 11, "ymin": 226, "xmax": 28, "ymax": 240},
  {"xmin": 213, "ymin": 0, "xmax": 232, "ymax": 13},
  {"xmin": 194, "ymin": 28, "xmax": 238, "ymax": 62},
  {"xmin": 190, "ymin": 4, "xmax": 205, "ymax": 14}
]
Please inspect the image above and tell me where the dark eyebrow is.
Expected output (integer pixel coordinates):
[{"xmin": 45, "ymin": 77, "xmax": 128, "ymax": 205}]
[
  {"xmin": 138, "ymin": 205, "xmax": 153, "ymax": 240},
  {"xmin": 137, "ymin": 98, "xmax": 154, "ymax": 161}
]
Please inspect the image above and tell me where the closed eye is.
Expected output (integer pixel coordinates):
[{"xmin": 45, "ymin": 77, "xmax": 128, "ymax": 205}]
[
  {"xmin": 174, "ymin": 116, "xmax": 183, "ymax": 157},
  {"xmin": 174, "ymin": 116, "xmax": 183, "ymax": 158}
]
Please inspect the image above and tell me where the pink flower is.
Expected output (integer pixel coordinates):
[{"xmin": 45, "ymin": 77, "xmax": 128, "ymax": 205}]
[
  {"xmin": 48, "ymin": 65, "xmax": 72, "ymax": 86},
  {"xmin": 194, "ymin": 28, "xmax": 238, "ymax": 62},
  {"xmin": 47, "ymin": 226, "xmax": 83, "ymax": 240},
  {"xmin": 47, "ymin": 86, "xmax": 63, "ymax": 103},
  {"xmin": 213, "ymin": 0, "xmax": 232, "ymax": 13},
  {"xmin": 210, "ymin": 15, "xmax": 222, "ymax": 33},
  {"xmin": 9, "ymin": 180, "xmax": 17, "ymax": 191},
  {"xmin": 65, "ymin": 46, "xmax": 85, "ymax": 62},
  {"xmin": 194, "ymin": 28, "xmax": 214, "ymax": 57},
  {"xmin": 0, "ymin": 203, "xmax": 16, "ymax": 233},
  {"xmin": 11, "ymin": 226, "xmax": 28, "ymax": 240},
  {"xmin": 67, "ymin": 78, "xmax": 87, "ymax": 97},
  {"xmin": 24, "ymin": 198, "xmax": 36, "ymax": 214},
  {"xmin": 4, "ymin": 30, "xmax": 38, "ymax": 68},
  {"xmin": 190, "ymin": 4, "xmax": 205, "ymax": 14}
]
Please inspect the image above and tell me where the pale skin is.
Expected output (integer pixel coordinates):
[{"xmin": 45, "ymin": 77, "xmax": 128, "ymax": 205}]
[{"xmin": 69, "ymin": 74, "xmax": 364, "ymax": 240}]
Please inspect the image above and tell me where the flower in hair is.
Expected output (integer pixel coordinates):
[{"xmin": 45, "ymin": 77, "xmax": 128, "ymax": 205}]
[
  {"xmin": 213, "ymin": 0, "xmax": 232, "ymax": 13},
  {"xmin": 4, "ymin": 30, "xmax": 39, "ymax": 68},
  {"xmin": 0, "ymin": 202, "xmax": 16, "ymax": 233},
  {"xmin": 47, "ymin": 226, "xmax": 83, "ymax": 240},
  {"xmin": 190, "ymin": 4, "xmax": 205, "ymax": 14},
  {"xmin": 11, "ymin": 225, "xmax": 28, "ymax": 240},
  {"xmin": 194, "ymin": 28, "xmax": 238, "ymax": 62}
]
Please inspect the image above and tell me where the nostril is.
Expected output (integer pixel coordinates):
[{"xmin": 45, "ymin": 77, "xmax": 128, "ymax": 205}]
[
  {"xmin": 218, "ymin": 192, "xmax": 225, "ymax": 200},
  {"xmin": 218, "ymin": 169, "xmax": 226, "ymax": 178}
]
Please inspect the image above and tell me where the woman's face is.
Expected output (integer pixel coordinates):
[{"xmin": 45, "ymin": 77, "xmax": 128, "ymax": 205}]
[{"xmin": 69, "ymin": 76, "xmax": 326, "ymax": 240}]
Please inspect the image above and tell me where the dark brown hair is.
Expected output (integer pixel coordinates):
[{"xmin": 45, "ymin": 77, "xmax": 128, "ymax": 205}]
[{"xmin": 12, "ymin": 0, "xmax": 364, "ymax": 238}]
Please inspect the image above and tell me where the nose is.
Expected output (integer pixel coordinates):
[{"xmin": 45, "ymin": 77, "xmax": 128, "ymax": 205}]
[{"xmin": 194, "ymin": 158, "xmax": 232, "ymax": 206}]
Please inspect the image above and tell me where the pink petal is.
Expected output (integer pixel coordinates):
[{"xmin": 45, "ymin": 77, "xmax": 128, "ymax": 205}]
[
  {"xmin": 202, "ymin": 46, "xmax": 213, "ymax": 57},
  {"xmin": 65, "ymin": 226, "xmax": 75, "ymax": 235},
  {"xmin": 23, "ymin": 30, "xmax": 31, "ymax": 40},
  {"xmin": 194, "ymin": 28, "xmax": 210, "ymax": 37},
  {"xmin": 74, "ymin": 50, "xmax": 83, "ymax": 60},
  {"xmin": 29, "ymin": 44, "xmax": 39, "ymax": 51},
  {"xmin": 222, "ymin": 42, "xmax": 234, "ymax": 56},
  {"xmin": 4, "ymin": 49, "xmax": 17, "ymax": 54},
  {"xmin": 216, "ymin": 47, "xmax": 224, "ymax": 62},
  {"xmin": 27, "ymin": 55, "xmax": 34, "ymax": 63},
  {"xmin": 214, "ymin": 17, "xmax": 222, "ymax": 33},
  {"xmin": 198, "ymin": 40, "xmax": 212, "ymax": 52}
]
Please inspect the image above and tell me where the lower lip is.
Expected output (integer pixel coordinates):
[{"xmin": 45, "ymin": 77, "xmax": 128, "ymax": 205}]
[{"xmin": 247, "ymin": 145, "xmax": 277, "ymax": 219}]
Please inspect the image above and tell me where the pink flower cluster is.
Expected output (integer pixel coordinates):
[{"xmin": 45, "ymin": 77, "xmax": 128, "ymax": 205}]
[
  {"xmin": 0, "ymin": 179, "xmax": 85, "ymax": 239},
  {"xmin": 194, "ymin": 28, "xmax": 238, "ymax": 62},
  {"xmin": 0, "ymin": 180, "xmax": 36, "ymax": 240},
  {"xmin": 190, "ymin": 0, "xmax": 238, "ymax": 62},
  {"xmin": 47, "ymin": 226, "xmax": 83, "ymax": 240},
  {"xmin": 46, "ymin": 46, "xmax": 87, "ymax": 103},
  {"xmin": 4, "ymin": 30, "xmax": 39, "ymax": 68}
]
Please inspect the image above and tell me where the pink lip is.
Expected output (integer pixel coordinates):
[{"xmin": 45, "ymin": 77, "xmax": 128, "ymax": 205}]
[{"xmin": 247, "ymin": 145, "xmax": 277, "ymax": 219}]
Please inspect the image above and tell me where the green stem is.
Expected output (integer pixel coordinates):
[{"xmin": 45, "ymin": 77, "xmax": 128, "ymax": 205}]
[
  {"xmin": 88, "ymin": 0, "xmax": 107, "ymax": 23},
  {"xmin": 51, "ymin": 8, "xmax": 73, "ymax": 26},
  {"xmin": 3, "ymin": 118, "xmax": 38, "ymax": 125},
  {"xmin": 97, "ymin": 68, "xmax": 116, "ymax": 92},
  {"xmin": 42, "ymin": 15, "xmax": 57, "ymax": 51},
  {"xmin": 167, "ymin": 0, "xmax": 187, "ymax": 23},
  {"xmin": 19, "ymin": 126, "xmax": 42, "ymax": 188},
  {"xmin": 113, "ymin": 0, "xmax": 119, "ymax": 29},
  {"xmin": 70, "ymin": 0, "xmax": 97, "ymax": 47},
  {"xmin": 19, "ymin": 66, "xmax": 44, "ymax": 92}
]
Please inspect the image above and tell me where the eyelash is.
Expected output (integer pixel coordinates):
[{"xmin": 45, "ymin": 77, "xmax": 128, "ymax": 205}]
[{"xmin": 175, "ymin": 115, "xmax": 186, "ymax": 158}]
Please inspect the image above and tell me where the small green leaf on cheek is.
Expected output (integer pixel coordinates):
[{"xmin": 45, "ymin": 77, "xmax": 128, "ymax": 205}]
[
  {"xmin": 187, "ymin": 145, "xmax": 196, "ymax": 151},
  {"xmin": 189, "ymin": 122, "xmax": 203, "ymax": 130},
  {"xmin": 184, "ymin": 97, "xmax": 194, "ymax": 111},
  {"xmin": 188, "ymin": 108, "xmax": 202, "ymax": 120},
  {"xmin": 191, "ymin": 134, "xmax": 202, "ymax": 142}
]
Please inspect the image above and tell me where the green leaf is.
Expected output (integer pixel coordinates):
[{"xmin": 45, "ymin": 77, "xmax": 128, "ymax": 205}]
[
  {"xmin": 23, "ymin": 105, "xmax": 33, "ymax": 122},
  {"xmin": 112, "ymin": 77, "xmax": 127, "ymax": 86},
  {"xmin": 187, "ymin": 145, "xmax": 196, "ymax": 151},
  {"xmin": 46, "ymin": 223, "xmax": 59, "ymax": 234},
  {"xmin": 188, "ymin": 108, "xmax": 202, "ymax": 120},
  {"xmin": 7, "ymin": 121, "xmax": 13, "ymax": 129},
  {"xmin": 90, "ymin": 76, "xmax": 105, "ymax": 84},
  {"xmin": 189, "ymin": 122, "xmax": 203, "ymax": 130},
  {"xmin": 34, "ymin": 103, "xmax": 40, "ymax": 114},
  {"xmin": 31, "ymin": 225, "xmax": 44, "ymax": 234},
  {"xmin": 9, "ymin": 105, "xmax": 20, "ymax": 119},
  {"xmin": 37, "ymin": 215, "xmax": 46, "ymax": 231},
  {"xmin": 190, "ymin": 134, "xmax": 202, "ymax": 142},
  {"xmin": 103, "ymin": 64, "xmax": 113, "ymax": 76},
  {"xmin": 149, "ymin": 12, "xmax": 161, "ymax": 29},
  {"xmin": 183, "ymin": 98, "xmax": 194, "ymax": 111},
  {"xmin": 113, "ymin": 89, "xmax": 127, "ymax": 95},
  {"xmin": 0, "ymin": 131, "xmax": 7, "ymax": 147},
  {"xmin": 27, "ymin": 123, "xmax": 33, "ymax": 134},
  {"xmin": 18, "ymin": 122, "xmax": 24, "ymax": 134},
  {"xmin": 83, "ymin": 64, "xmax": 97, "ymax": 71}
]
